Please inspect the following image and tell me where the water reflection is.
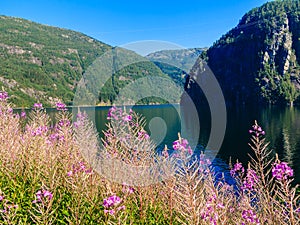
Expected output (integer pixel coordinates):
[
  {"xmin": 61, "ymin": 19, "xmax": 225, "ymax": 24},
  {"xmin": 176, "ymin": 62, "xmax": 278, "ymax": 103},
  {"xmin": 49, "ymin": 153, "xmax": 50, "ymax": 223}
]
[{"xmin": 217, "ymin": 106, "xmax": 300, "ymax": 184}]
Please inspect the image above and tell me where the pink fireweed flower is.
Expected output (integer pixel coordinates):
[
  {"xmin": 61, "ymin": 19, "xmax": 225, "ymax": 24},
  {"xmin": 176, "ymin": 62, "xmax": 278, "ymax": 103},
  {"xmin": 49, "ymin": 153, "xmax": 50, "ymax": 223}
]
[
  {"xmin": 122, "ymin": 183, "xmax": 134, "ymax": 194},
  {"xmin": 123, "ymin": 114, "xmax": 132, "ymax": 122},
  {"xmin": 103, "ymin": 195, "xmax": 122, "ymax": 208},
  {"xmin": 58, "ymin": 119, "xmax": 71, "ymax": 127},
  {"xmin": 217, "ymin": 203, "xmax": 225, "ymax": 209},
  {"xmin": 181, "ymin": 138, "xmax": 188, "ymax": 148},
  {"xmin": 85, "ymin": 168, "xmax": 93, "ymax": 175},
  {"xmin": 68, "ymin": 161, "xmax": 93, "ymax": 176},
  {"xmin": 187, "ymin": 146, "xmax": 193, "ymax": 154},
  {"xmin": 272, "ymin": 162, "xmax": 294, "ymax": 180},
  {"xmin": 33, "ymin": 103, "xmax": 43, "ymax": 109},
  {"xmin": 43, "ymin": 190, "xmax": 53, "ymax": 200},
  {"xmin": 172, "ymin": 140, "xmax": 181, "ymax": 150},
  {"xmin": 103, "ymin": 194, "xmax": 125, "ymax": 216},
  {"xmin": 249, "ymin": 123, "xmax": 265, "ymax": 137},
  {"xmin": 32, "ymin": 189, "xmax": 53, "ymax": 204},
  {"xmin": 49, "ymin": 133, "xmax": 59, "ymax": 141},
  {"xmin": 0, "ymin": 91, "xmax": 9, "ymax": 101},
  {"xmin": 242, "ymin": 209, "xmax": 260, "ymax": 224},
  {"xmin": 230, "ymin": 162, "xmax": 245, "ymax": 176},
  {"xmin": 201, "ymin": 193, "xmax": 225, "ymax": 225},
  {"xmin": 138, "ymin": 130, "xmax": 150, "ymax": 140},
  {"xmin": 107, "ymin": 106, "xmax": 119, "ymax": 120},
  {"xmin": 20, "ymin": 111, "xmax": 26, "ymax": 118},
  {"xmin": 67, "ymin": 171, "xmax": 73, "ymax": 177},
  {"xmin": 6, "ymin": 108, "xmax": 13, "ymax": 114},
  {"xmin": 79, "ymin": 161, "xmax": 86, "ymax": 171},
  {"xmin": 56, "ymin": 102, "xmax": 67, "ymax": 111},
  {"xmin": 172, "ymin": 138, "xmax": 192, "ymax": 154},
  {"xmin": 31, "ymin": 126, "xmax": 49, "ymax": 136},
  {"xmin": 108, "ymin": 209, "xmax": 115, "ymax": 215},
  {"xmin": 241, "ymin": 169, "xmax": 258, "ymax": 191}
]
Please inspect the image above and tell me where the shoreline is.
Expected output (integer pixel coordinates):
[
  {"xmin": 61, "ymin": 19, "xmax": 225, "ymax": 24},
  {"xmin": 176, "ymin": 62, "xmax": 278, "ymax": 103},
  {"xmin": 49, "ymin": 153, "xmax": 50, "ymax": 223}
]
[{"xmin": 13, "ymin": 102, "xmax": 181, "ymax": 111}]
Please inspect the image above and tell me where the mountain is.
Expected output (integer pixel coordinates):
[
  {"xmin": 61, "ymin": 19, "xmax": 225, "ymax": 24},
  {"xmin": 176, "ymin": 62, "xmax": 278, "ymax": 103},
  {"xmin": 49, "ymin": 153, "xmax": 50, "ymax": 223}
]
[
  {"xmin": 0, "ymin": 15, "xmax": 111, "ymax": 107},
  {"xmin": 146, "ymin": 48, "xmax": 204, "ymax": 85},
  {"xmin": 185, "ymin": 0, "xmax": 300, "ymax": 106},
  {"xmin": 0, "ymin": 16, "xmax": 174, "ymax": 107}
]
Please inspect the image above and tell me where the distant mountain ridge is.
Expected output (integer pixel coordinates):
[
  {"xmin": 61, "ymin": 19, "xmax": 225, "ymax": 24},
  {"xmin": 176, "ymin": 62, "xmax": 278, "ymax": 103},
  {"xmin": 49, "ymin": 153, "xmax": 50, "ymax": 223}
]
[
  {"xmin": 185, "ymin": 0, "xmax": 300, "ymax": 106},
  {"xmin": 146, "ymin": 48, "xmax": 204, "ymax": 85}
]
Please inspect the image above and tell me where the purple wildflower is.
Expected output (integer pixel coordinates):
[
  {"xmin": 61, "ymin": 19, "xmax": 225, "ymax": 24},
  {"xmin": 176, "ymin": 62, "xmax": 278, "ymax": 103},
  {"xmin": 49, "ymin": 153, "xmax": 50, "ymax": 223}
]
[
  {"xmin": 241, "ymin": 169, "xmax": 258, "ymax": 191},
  {"xmin": 33, "ymin": 189, "xmax": 53, "ymax": 204},
  {"xmin": 58, "ymin": 119, "xmax": 71, "ymax": 127},
  {"xmin": 68, "ymin": 161, "xmax": 93, "ymax": 176},
  {"xmin": 7, "ymin": 108, "xmax": 13, "ymax": 114},
  {"xmin": 122, "ymin": 183, "xmax": 134, "ymax": 194},
  {"xmin": 103, "ymin": 194, "xmax": 125, "ymax": 216},
  {"xmin": 43, "ymin": 190, "xmax": 53, "ymax": 200},
  {"xmin": 56, "ymin": 102, "xmax": 67, "ymax": 111},
  {"xmin": 172, "ymin": 138, "xmax": 191, "ymax": 154},
  {"xmin": 242, "ymin": 209, "xmax": 260, "ymax": 224},
  {"xmin": 172, "ymin": 140, "xmax": 181, "ymax": 150},
  {"xmin": 107, "ymin": 106, "xmax": 117, "ymax": 120},
  {"xmin": 49, "ymin": 133, "xmax": 59, "ymax": 141},
  {"xmin": 33, "ymin": 103, "xmax": 43, "ymax": 109},
  {"xmin": 272, "ymin": 162, "xmax": 294, "ymax": 180},
  {"xmin": 0, "ymin": 91, "xmax": 9, "ymax": 101},
  {"xmin": 108, "ymin": 209, "xmax": 115, "ymax": 215},
  {"xmin": 20, "ymin": 111, "xmax": 26, "ymax": 118},
  {"xmin": 249, "ymin": 123, "xmax": 265, "ymax": 137},
  {"xmin": 230, "ymin": 162, "xmax": 245, "ymax": 177},
  {"xmin": 103, "ymin": 195, "xmax": 122, "ymax": 208},
  {"xmin": 30, "ymin": 126, "xmax": 49, "ymax": 136},
  {"xmin": 67, "ymin": 171, "xmax": 73, "ymax": 177},
  {"xmin": 181, "ymin": 138, "xmax": 188, "ymax": 148},
  {"xmin": 138, "ymin": 130, "xmax": 150, "ymax": 140},
  {"xmin": 123, "ymin": 114, "xmax": 132, "ymax": 122}
]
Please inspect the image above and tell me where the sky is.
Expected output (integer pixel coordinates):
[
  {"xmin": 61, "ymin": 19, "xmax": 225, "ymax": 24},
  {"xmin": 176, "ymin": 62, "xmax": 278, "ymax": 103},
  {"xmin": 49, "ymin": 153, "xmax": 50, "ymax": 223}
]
[{"xmin": 0, "ymin": 0, "xmax": 269, "ymax": 50}]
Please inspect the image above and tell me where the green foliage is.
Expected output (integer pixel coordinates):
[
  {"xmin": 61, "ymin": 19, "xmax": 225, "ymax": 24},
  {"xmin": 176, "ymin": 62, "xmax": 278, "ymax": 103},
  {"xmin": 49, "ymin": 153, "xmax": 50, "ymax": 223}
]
[
  {"xmin": 0, "ymin": 15, "xmax": 111, "ymax": 108},
  {"xmin": 257, "ymin": 62, "xmax": 299, "ymax": 105},
  {"xmin": 279, "ymin": 75, "xmax": 299, "ymax": 105},
  {"xmin": 0, "ymin": 16, "xmax": 172, "ymax": 108},
  {"xmin": 98, "ymin": 61, "xmax": 171, "ymax": 104}
]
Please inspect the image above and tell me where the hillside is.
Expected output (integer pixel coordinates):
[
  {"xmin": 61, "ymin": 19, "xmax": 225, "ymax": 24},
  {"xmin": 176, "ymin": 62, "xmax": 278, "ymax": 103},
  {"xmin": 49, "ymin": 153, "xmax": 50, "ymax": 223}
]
[
  {"xmin": 0, "ymin": 16, "xmax": 173, "ymax": 107},
  {"xmin": 146, "ymin": 48, "xmax": 204, "ymax": 85},
  {"xmin": 185, "ymin": 0, "xmax": 300, "ymax": 106},
  {"xmin": 0, "ymin": 15, "xmax": 111, "ymax": 107}
]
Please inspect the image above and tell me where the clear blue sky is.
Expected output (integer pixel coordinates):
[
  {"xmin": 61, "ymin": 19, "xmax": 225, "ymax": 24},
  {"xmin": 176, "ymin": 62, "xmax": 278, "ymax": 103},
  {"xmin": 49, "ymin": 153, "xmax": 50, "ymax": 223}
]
[{"xmin": 0, "ymin": 0, "xmax": 269, "ymax": 48}]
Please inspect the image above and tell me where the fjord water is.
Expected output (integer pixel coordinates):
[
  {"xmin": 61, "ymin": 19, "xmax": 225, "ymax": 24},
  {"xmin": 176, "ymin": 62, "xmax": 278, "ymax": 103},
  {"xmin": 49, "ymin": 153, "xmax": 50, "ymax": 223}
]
[{"xmin": 93, "ymin": 104, "xmax": 300, "ymax": 184}]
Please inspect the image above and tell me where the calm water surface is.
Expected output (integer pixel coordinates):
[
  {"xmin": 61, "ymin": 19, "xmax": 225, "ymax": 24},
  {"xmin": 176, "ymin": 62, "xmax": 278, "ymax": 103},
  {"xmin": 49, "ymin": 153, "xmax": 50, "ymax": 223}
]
[{"xmin": 91, "ymin": 104, "xmax": 300, "ymax": 184}]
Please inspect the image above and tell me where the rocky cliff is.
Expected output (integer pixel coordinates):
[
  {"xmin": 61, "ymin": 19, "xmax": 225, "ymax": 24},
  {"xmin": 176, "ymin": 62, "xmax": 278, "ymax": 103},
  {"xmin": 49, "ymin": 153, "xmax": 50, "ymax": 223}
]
[{"xmin": 186, "ymin": 0, "xmax": 300, "ymax": 106}]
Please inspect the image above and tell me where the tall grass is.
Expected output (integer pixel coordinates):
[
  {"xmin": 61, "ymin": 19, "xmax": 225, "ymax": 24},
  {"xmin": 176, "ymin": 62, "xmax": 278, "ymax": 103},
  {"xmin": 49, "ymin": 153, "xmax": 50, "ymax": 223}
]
[{"xmin": 0, "ymin": 92, "xmax": 299, "ymax": 224}]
